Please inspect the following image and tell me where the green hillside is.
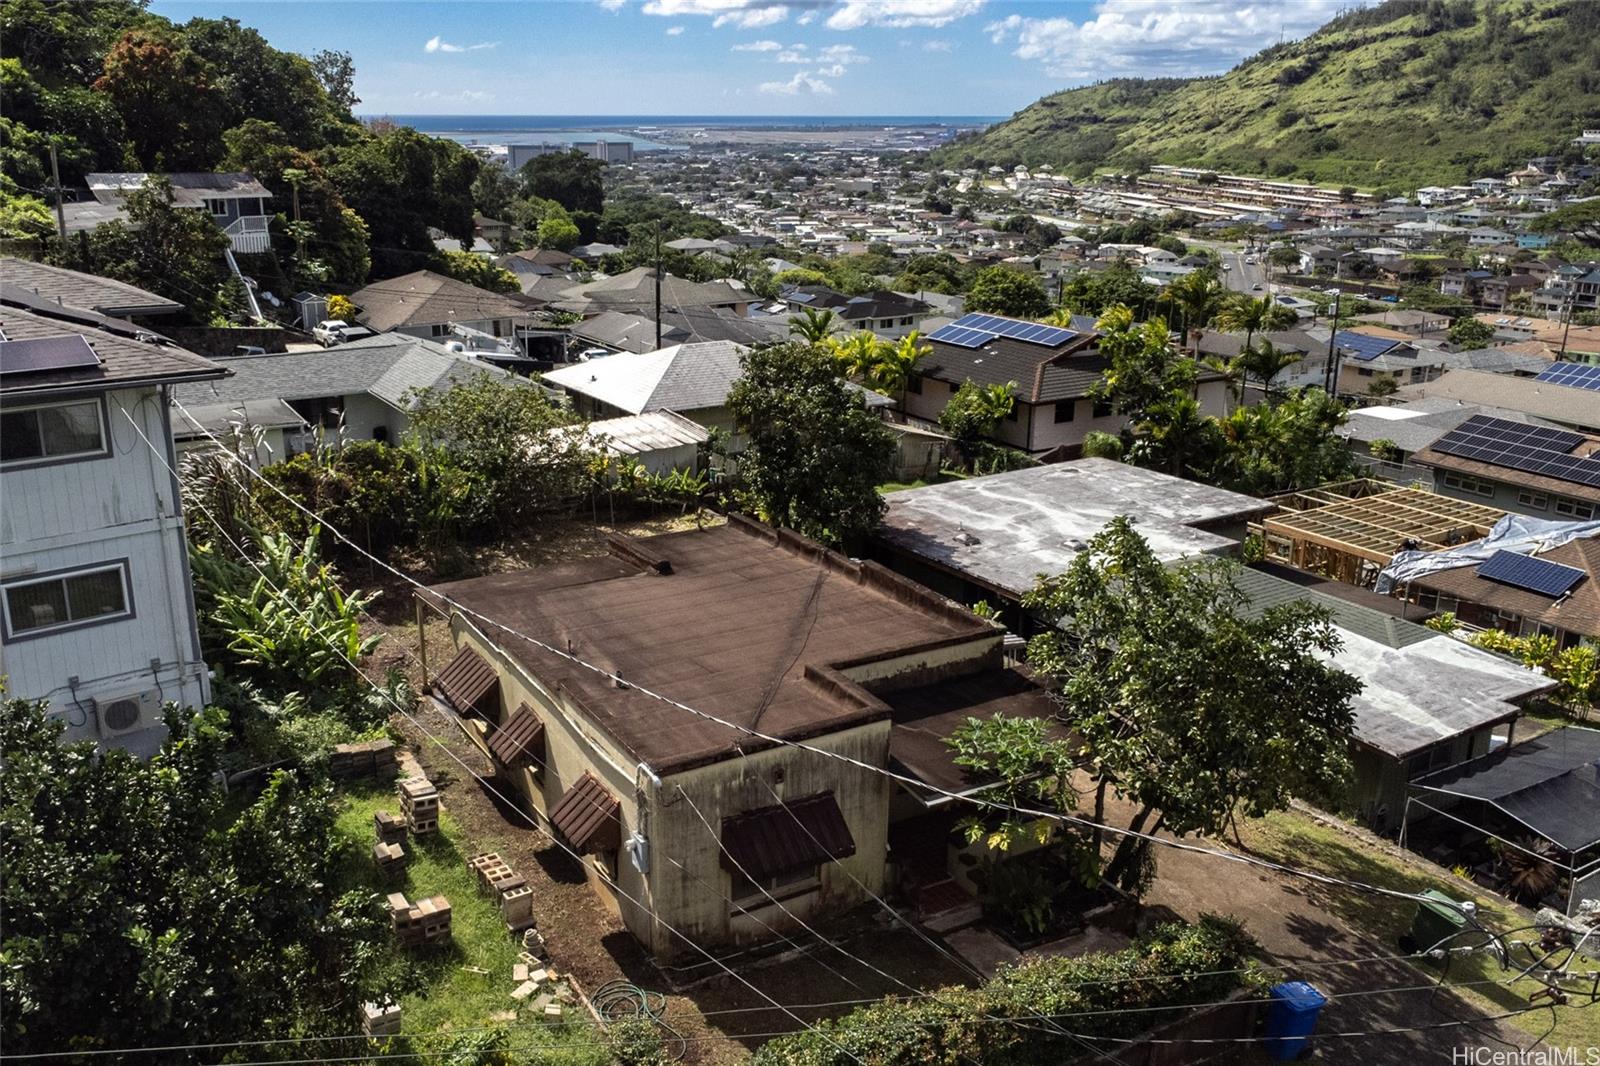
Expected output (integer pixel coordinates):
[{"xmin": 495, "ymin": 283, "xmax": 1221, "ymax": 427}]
[{"xmin": 935, "ymin": 0, "xmax": 1600, "ymax": 189}]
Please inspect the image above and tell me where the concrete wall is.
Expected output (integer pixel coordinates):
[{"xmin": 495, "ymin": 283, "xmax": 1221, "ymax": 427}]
[
  {"xmin": 167, "ymin": 326, "xmax": 289, "ymax": 358},
  {"xmin": 1, "ymin": 386, "xmax": 209, "ymax": 755}
]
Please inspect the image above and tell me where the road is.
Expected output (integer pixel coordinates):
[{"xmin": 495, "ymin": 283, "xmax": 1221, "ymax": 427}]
[{"xmin": 1219, "ymin": 248, "xmax": 1269, "ymax": 294}]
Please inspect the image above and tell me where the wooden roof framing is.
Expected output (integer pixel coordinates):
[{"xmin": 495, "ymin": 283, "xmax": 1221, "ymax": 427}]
[{"xmin": 1262, "ymin": 487, "xmax": 1505, "ymax": 564}]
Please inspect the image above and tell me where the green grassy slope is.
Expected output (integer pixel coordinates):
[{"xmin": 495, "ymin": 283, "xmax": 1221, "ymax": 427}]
[{"xmin": 935, "ymin": 0, "xmax": 1600, "ymax": 188}]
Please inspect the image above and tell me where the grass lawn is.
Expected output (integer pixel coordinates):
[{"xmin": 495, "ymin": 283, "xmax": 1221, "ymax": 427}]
[
  {"xmin": 1242, "ymin": 809, "xmax": 1599, "ymax": 1052},
  {"xmin": 333, "ymin": 779, "xmax": 606, "ymax": 1063},
  {"xmin": 879, "ymin": 468, "xmax": 969, "ymax": 494}
]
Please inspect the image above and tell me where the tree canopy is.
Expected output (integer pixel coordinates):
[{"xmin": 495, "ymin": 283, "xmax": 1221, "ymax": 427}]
[
  {"xmin": 965, "ymin": 265, "xmax": 1052, "ymax": 318},
  {"xmin": 1023, "ymin": 518, "xmax": 1360, "ymax": 891},
  {"xmin": 728, "ymin": 342, "xmax": 896, "ymax": 547}
]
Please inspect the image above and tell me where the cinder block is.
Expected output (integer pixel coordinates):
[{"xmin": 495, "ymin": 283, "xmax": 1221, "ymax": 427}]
[
  {"xmin": 374, "ymin": 810, "xmax": 407, "ymax": 844},
  {"xmin": 362, "ymin": 1000, "xmax": 402, "ymax": 1037},
  {"xmin": 513, "ymin": 963, "xmax": 529, "ymax": 983},
  {"xmin": 543, "ymin": 1003, "xmax": 563, "ymax": 1018},
  {"xmin": 500, "ymin": 885, "xmax": 533, "ymax": 924},
  {"xmin": 511, "ymin": 980, "xmax": 537, "ymax": 1001}
]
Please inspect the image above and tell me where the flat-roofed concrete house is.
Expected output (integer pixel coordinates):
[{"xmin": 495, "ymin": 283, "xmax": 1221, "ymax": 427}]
[
  {"xmin": 418, "ymin": 518, "xmax": 1052, "ymax": 961},
  {"xmin": 0, "ymin": 297, "xmax": 224, "ymax": 754},
  {"xmin": 874, "ymin": 458, "xmax": 1274, "ymax": 624}
]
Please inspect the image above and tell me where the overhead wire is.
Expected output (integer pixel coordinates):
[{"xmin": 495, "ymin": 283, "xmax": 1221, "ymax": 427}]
[
  {"xmin": 172, "ymin": 395, "xmax": 1501, "ymax": 921},
  {"xmin": 117, "ymin": 408, "xmax": 867, "ymax": 1066}
]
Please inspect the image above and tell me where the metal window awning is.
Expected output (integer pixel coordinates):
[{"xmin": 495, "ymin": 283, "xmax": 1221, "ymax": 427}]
[
  {"xmin": 549, "ymin": 772, "xmax": 621, "ymax": 854},
  {"xmin": 487, "ymin": 702, "xmax": 545, "ymax": 769},
  {"xmin": 720, "ymin": 792, "xmax": 855, "ymax": 880},
  {"xmin": 433, "ymin": 645, "xmax": 498, "ymax": 717}
]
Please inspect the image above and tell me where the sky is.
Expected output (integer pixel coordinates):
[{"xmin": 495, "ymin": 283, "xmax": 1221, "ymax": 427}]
[{"xmin": 151, "ymin": 0, "xmax": 1360, "ymax": 118}]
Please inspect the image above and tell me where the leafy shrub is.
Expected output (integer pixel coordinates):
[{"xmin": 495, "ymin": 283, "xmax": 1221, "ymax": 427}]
[
  {"xmin": 754, "ymin": 916, "xmax": 1259, "ymax": 1065},
  {"xmin": 1424, "ymin": 611, "xmax": 1458, "ymax": 633}
]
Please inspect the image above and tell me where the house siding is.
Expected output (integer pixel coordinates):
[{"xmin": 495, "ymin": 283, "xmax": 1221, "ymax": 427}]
[{"xmin": 0, "ymin": 386, "xmax": 209, "ymax": 754}]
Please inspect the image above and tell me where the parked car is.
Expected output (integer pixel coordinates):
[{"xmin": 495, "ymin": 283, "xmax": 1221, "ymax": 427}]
[
  {"xmin": 232, "ymin": 345, "xmax": 266, "ymax": 357},
  {"xmin": 312, "ymin": 320, "xmax": 372, "ymax": 347}
]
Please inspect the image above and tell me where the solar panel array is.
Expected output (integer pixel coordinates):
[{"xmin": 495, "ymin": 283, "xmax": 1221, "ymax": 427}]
[
  {"xmin": 1476, "ymin": 549, "xmax": 1586, "ymax": 598},
  {"xmin": 1430, "ymin": 414, "xmax": 1600, "ymax": 489},
  {"xmin": 927, "ymin": 313, "xmax": 1077, "ymax": 350},
  {"xmin": 1334, "ymin": 331, "xmax": 1400, "ymax": 362},
  {"xmin": 0, "ymin": 335, "xmax": 101, "ymax": 377},
  {"xmin": 1535, "ymin": 362, "xmax": 1600, "ymax": 393}
]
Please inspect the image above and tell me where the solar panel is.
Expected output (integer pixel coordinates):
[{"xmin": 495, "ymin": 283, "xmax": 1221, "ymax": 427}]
[
  {"xmin": 1535, "ymin": 362, "xmax": 1600, "ymax": 393},
  {"xmin": 0, "ymin": 335, "xmax": 102, "ymax": 376},
  {"xmin": 1334, "ymin": 331, "xmax": 1398, "ymax": 362},
  {"xmin": 1430, "ymin": 414, "xmax": 1600, "ymax": 489},
  {"xmin": 929, "ymin": 312, "xmax": 1078, "ymax": 351},
  {"xmin": 1476, "ymin": 550, "xmax": 1586, "ymax": 598}
]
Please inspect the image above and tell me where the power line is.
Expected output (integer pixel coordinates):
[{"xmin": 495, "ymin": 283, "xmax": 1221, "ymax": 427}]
[
  {"xmin": 171, "ymin": 398, "xmax": 1490, "ymax": 921},
  {"xmin": 117, "ymin": 409, "xmax": 865, "ymax": 1066}
]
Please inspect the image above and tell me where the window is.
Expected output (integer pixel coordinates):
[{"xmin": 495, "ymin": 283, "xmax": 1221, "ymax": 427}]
[
  {"xmin": 906, "ymin": 374, "xmax": 921, "ymax": 395},
  {"xmin": 1054, "ymin": 399, "xmax": 1076, "ymax": 424},
  {"xmin": 1404, "ymin": 744, "xmax": 1454, "ymax": 779},
  {"xmin": 1092, "ymin": 398, "xmax": 1113, "ymax": 418},
  {"xmin": 1441, "ymin": 471, "xmax": 1495, "ymax": 498},
  {"xmin": 0, "ymin": 398, "xmax": 108, "ymax": 467},
  {"xmin": 1517, "ymin": 490, "xmax": 1549, "ymax": 511},
  {"xmin": 1554, "ymin": 496, "xmax": 1596, "ymax": 520},
  {"xmin": 3, "ymin": 562, "xmax": 131, "ymax": 640},
  {"xmin": 730, "ymin": 864, "xmax": 820, "ymax": 908},
  {"xmin": 203, "ymin": 197, "xmax": 229, "ymax": 217},
  {"xmin": 1357, "ymin": 367, "xmax": 1374, "ymax": 377}
]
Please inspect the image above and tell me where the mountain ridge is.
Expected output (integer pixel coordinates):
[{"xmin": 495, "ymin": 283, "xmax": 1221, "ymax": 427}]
[{"xmin": 933, "ymin": 0, "xmax": 1600, "ymax": 190}]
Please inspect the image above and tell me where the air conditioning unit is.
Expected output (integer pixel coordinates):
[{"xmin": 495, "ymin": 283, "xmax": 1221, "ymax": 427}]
[{"xmin": 94, "ymin": 690, "xmax": 160, "ymax": 739}]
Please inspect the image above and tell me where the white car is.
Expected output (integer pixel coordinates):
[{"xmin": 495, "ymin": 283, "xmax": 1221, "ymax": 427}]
[{"xmin": 313, "ymin": 319, "xmax": 351, "ymax": 346}]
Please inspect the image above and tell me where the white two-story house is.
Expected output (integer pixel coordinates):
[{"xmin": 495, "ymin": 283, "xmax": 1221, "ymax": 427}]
[{"xmin": 1, "ymin": 296, "xmax": 226, "ymax": 754}]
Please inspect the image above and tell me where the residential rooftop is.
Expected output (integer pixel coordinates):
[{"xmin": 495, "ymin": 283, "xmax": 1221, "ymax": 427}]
[
  {"xmin": 0, "ymin": 301, "xmax": 223, "ymax": 398},
  {"xmin": 878, "ymin": 458, "xmax": 1275, "ymax": 599},
  {"xmin": 1398, "ymin": 369, "xmax": 1600, "ymax": 433},
  {"xmin": 423, "ymin": 519, "xmax": 995, "ymax": 774},
  {"xmin": 350, "ymin": 270, "xmax": 533, "ymax": 332},
  {"xmin": 0, "ymin": 257, "xmax": 182, "ymax": 318}
]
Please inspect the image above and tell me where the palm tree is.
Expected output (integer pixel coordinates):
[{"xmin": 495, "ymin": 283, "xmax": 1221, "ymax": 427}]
[
  {"xmin": 1156, "ymin": 270, "xmax": 1226, "ymax": 356},
  {"xmin": 789, "ymin": 307, "xmax": 841, "ymax": 345},
  {"xmin": 828, "ymin": 330, "xmax": 881, "ymax": 382},
  {"xmin": 1215, "ymin": 293, "xmax": 1298, "ymax": 353},
  {"xmin": 1235, "ymin": 341, "xmax": 1305, "ymax": 402},
  {"xmin": 870, "ymin": 330, "xmax": 931, "ymax": 407}
]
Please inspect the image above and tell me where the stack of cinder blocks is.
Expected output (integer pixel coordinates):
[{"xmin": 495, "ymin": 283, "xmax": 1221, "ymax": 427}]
[
  {"xmin": 330, "ymin": 739, "xmax": 399, "ymax": 779},
  {"xmin": 361, "ymin": 1000, "xmax": 402, "ymax": 1038},
  {"xmin": 371, "ymin": 809, "xmax": 408, "ymax": 876},
  {"xmin": 469, "ymin": 852, "xmax": 537, "ymax": 933},
  {"xmin": 399, "ymin": 776, "xmax": 439, "ymax": 835},
  {"xmin": 387, "ymin": 891, "xmax": 452, "ymax": 946}
]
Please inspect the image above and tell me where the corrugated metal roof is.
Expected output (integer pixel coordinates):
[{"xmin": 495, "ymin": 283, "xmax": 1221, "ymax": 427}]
[
  {"xmin": 549, "ymin": 772, "xmax": 621, "ymax": 853},
  {"xmin": 433, "ymin": 645, "xmax": 499, "ymax": 716},
  {"xmin": 487, "ymin": 702, "xmax": 545, "ymax": 768},
  {"xmin": 720, "ymin": 791, "xmax": 855, "ymax": 880}
]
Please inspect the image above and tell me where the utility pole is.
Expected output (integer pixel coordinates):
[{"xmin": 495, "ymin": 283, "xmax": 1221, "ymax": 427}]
[
  {"xmin": 653, "ymin": 219, "xmax": 663, "ymax": 351},
  {"xmin": 47, "ymin": 144, "xmax": 66, "ymax": 246},
  {"xmin": 1558, "ymin": 284, "xmax": 1576, "ymax": 361},
  {"xmin": 1322, "ymin": 288, "xmax": 1343, "ymax": 396}
]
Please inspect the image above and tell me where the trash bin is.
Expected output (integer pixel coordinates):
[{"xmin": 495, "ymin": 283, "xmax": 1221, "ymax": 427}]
[
  {"xmin": 1409, "ymin": 889, "xmax": 1470, "ymax": 954},
  {"xmin": 1263, "ymin": 980, "xmax": 1327, "ymax": 1061}
]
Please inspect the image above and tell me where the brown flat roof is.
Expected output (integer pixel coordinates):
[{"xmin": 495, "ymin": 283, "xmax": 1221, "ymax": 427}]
[
  {"xmin": 425, "ymin": 519, "xmax": 991, "ymax": 774},
  {"xmin": 884, "ymin": 667, "xmax": 1062, "ymax": 797}
]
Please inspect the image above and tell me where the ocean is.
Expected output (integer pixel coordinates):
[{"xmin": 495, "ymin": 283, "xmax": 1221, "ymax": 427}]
[{"xmin": 378, "ymin": 114, "xmax": 1001, "ymax": 150}]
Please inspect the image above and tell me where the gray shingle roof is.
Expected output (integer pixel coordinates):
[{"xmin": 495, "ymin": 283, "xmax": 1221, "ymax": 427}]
[
  {"xmin": 0, "ymin": 304, "xmax": 223, "ymax": 397},
  {"xmin": 350, "ymin": 270, "xmax": 532, "ymax": 332},
  {"xmin": 87, "ymin": 172, "xmax": 269, "ymax": 207},
  {"xmin": 0, "ymin": 258, "xmax": 183, "ymax": 316},
  {"xmin": 173, "ymin": 333, "xmax": 504, "ymax": 412}
]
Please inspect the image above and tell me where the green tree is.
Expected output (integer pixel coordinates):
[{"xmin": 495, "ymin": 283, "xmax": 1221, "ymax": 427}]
[
  {"xmin": 1209, "ymin": 388, "xmax": 1355, "ymax": 495},
  {"xmin": 309, "ymin": 48, "xmax": 359, "ymax": 113},
  {"xmin": 946, "ymin": 714, "xmax": 1083, "ymax": 855},
  {"xmin": 1156, "ymin": 268, "xmax": 1226, "ymax": 355},
  {"xmin": 939, "ymin": 380, "xmax": 1016, "ymax": 451},
  {"xmin": 1023, "ymin": 519, "xmax": 1360, "ymax": 892},
  {"xmin": 788, "ymin": 306, "xmax": 842, "ymax": 345},
  {"xmin": 1448, "ymin": 316, "xmax": 1496, "ymax": 348},
  {"xmin": 436, "ymin": 248, "xmax": 519, "ymax": 294},
  {"xmin": 1060, "ymin": 260, "xmax": 1154, "ymax": 317},
  {"xmin": 966, "ymin": 265, "xmax": 1051, "ymax": 318},
  {"xmin": 1267, "ymin": 245, "xmax": 1302, "ymax": 278},
  {"xmin": 405, "ymin": 374, "xmax": 595, "ymax": 531},
  {"xmin": 535, "ymin": 214, "xmax": 580, "ymax": 252},
  {"xmin": 1215, "ymin": 293, "xmax": 1297, "ymax": 353},
  {"xmin": 324, "ymin": 126, "xmax": 480, "ymax": 277},
  {"xmin": 519, "ymin": 149, "xmax": 605, "ymax": 215},
  {"xmin": 727, "ymin": 342, "xmax": 896, "ymax": 547},
  {"xmin": 0, "ymin": 697, "xmax": 390, "ymax": 1055}
]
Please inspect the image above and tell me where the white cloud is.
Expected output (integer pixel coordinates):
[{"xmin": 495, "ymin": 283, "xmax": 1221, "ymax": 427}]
[
  {"xmin": 986, "ymin": 0, "xmax": 1354, "ymax": 80},
  {"xmin": 825, "ymin": 0, "xmax": 983, "ymax": 30},
  {"xmin": 731, "ymin": 39, "xmax": 783, "ymax": 50},
  {"xmin": 759, "ymin": 69, "xmax": 835, "ymax": 95},
  {"xmin": 666, "ymin": 24, "xmax": 686, "ymax": 34},
  {"xmin": 643, "ymin": 0, "xmax": 800, "ymax": 27},
  {"xmin": 922, "ymin": 38, "xmax": 954, "ymax": 52},
  {"xmin": 424, "ymin": 35, "xmax": 499, "ymax": 54},
  {"xmin": 816, "ymin": 63, "xmax": 847, "ymax": 77},
  {"xmin": 819, "ymin": 43, "xmax": 867, "ymax": 63},
  {"xmin": 796, "ymin": 9, "xmax": 816, "ymax": 23},
  {"xmin": 597, "ymin": 0, "xmax": 626, "ymax": 9},
  {"xmin": 776, "ymin": 47, "xmax": 809, "ymax": 62}
]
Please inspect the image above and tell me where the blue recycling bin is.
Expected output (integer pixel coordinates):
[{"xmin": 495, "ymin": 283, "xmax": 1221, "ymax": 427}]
[{"xmin": 1263, "ymin": 981, "xmax": 1327, "ymax": 1061}]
